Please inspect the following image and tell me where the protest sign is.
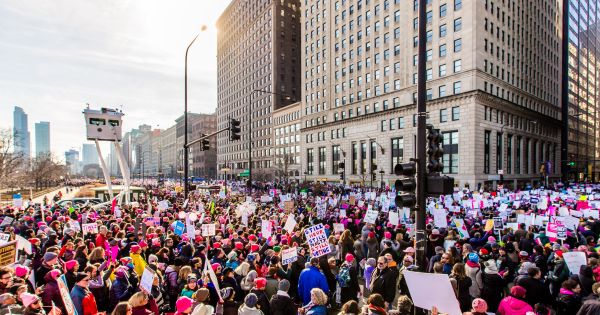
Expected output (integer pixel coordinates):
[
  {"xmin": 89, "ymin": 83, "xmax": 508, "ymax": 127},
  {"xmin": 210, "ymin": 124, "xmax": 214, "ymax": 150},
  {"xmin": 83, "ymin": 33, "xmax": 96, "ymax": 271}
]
[
  {"xmin": 0, "ymin": 241, "xmax": 17, "ymax": 267},
  {"xmin": 493, "ymin": 217, "xmax": 504, "ymax": 230},
  {"xmin": 15, "ymin": 235, "xmax": 31, "ymax": 255},
  {"xmin": 546, "ymin": 223, "xmax": 558, "ymax": 238},
  {"xmin": 404, "ymin": 271, "xmax": 462, "ymax": 315},
  {"xmin": 350, "ymin": 196, "xmax": 356, "ymax": 205},
  {"xmin": 283, "ymin": 214, "xmax": 296, "ymax": 233},
  {"xmin": 0, "ymin": 234, "xmax": 10, "ymax": 245},
  {"xmin": 284, "ymin": 201, "xmax": 294, "ymax": 211},
  {"xmin": 334, "ymin": 223, "xmax": 345, "ymax": 233},
  {"xmin": 172, "ymin": 221, "xmax": 185, "ymax": 236},
  {"xmin": 140, "ymin": 266, "xmax": 156, "ymax": 294},
  {"xmin": 340, "ymin": 209, "xmax": 347, "ymax": 217},
  {"xmin": 82, "ymin": 223, "xmax": 98, "ymax": 235},
  {"xmin": 57, "ymin": 275, "xmax": 76, "ymax": 315},
  {"xmin": 262, "ymin": 220, "xmax": 272, "ymax": 238},
  {"xmin": 282, "ymin": 247, "xmax": 298, "ymax": 264},
  {"xmin": 388, "ymin": 212, "xmax": 399, "ymax": 226},
  {"xmin": 453, "ymin": 219, "xmax": 469, "ymax": 238},
  {"xmin": 0, "ymin": 217, "xmax": 14, "ymax": 227},
  {"xmin": 144, "ymin": 217, "xmax": 160, "ymax": 226},
  {"xmin": 202, "ymin": 224, "xmax": 216, "ymax": 236},
  {"xmin": 364, "ymin": 210, "xmax": 379, "ymax": 224},
  {"xmin": 563, "ymin": 251, "xmax": 587, "ymax": 275},
  {"xmin": 433, "ymin": 208, "xmax": 447, "ymax": 228},
  {"xmin": 556, "ymin": 226, "xmax": 567, "ymax": 240},
  {"xmin": 304, "ymin": 224, "xmax": 331, "ymax": 258}
]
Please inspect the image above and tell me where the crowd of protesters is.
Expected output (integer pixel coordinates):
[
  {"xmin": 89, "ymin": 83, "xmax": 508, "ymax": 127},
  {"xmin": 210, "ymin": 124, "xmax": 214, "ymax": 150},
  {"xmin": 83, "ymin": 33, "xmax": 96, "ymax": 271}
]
[{"xmin": 0, "ymin": 180, "xmax": 598, "ymax": 315}]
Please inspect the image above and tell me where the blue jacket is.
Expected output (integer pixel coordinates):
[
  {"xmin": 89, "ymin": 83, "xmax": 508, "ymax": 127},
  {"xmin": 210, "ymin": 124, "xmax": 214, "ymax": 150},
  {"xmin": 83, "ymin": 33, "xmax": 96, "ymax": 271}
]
[
  {"xmin": 298, "ymin": 266, "xmax": 329, "ymax": 305},
  {"xmin": 70, "ymin": 284, "xmax": 91, "ymax": 315},
  {"xmin": 469, "ymin": 232, "xmax": 489, "ymax": 249},
  {"xmin": 307, "ymin": 305, "xmax": 327, "ymax": 315}
]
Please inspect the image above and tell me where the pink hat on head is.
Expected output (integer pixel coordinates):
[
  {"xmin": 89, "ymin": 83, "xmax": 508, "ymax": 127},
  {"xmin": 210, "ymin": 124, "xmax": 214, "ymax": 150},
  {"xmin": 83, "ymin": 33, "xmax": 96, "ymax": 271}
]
[
  {"xmin": 20, "ymin": 293, "xmax": 38, "ymax": 307},
  {"xmin": 49, "ymin": 270, "xmax": 61, "ymax": 279},
  {"xmin": 131, "ymin": 245, "xmax": 141, "ymax": 253},
  {"xmin": 403, "ymin": 247, "xmax": 415, "ymax": 253},
  {"xmin": 15, "ymin": 266, "xmax": 29, "ymax": 277},
  {"xmin": 488, "ymin": 236, "xmax": 496, "ymax": 242},
  {"xmin": 65, "ymin": 260, "xmax": 78, "ymax": 270},
  {"xmin": 345, "ymin": 253, "xmax": 354, "ymax": 262},
  {"xmin": 36, "ymin": 222, "xmax": 46, "ymax": 227},
  {"xmin": 578, "ymin": 245, "xmax": 587, "ymax": 252},
  {"xmin": 384, "ymin": 232, "xmax": 392, "ymax": 239},
  {"xmin": 175, "ymin": 297, "xmax": 193, "ymax": 313},
  {"xmin": 404, "ymin": 256, "xmax": 414, "ymax": 263},
  {"xmin": 472, "ymin": 299, "xmax": 488, "ymax": 313}
]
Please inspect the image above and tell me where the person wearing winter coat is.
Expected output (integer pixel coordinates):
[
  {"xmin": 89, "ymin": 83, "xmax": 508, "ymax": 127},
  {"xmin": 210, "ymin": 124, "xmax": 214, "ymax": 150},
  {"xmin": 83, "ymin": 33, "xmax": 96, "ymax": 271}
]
[
  {"xmin": 238, "ymin": 293, "xmax": 263, "ymax": 315},
  {"xmin": 571, "ymin": 265, "xmax": 596, "ymax": 298},
  {"xmin": 481, "ymin": 260, "xmax": 506, "ymax": 313},
  {"xmin": 70, "ymin": 272, "xmax": 99, "ymax": 315},
  {"xmin": 221, "ymin": 267, "xmax": 242, "ymax": 302},
  {"xmin": 250, "ymin": 278, "xmax": 270, "ymax": 315},
  {"xmin": 557, "ymin": 279, "xmax": 582, "ymax": 315},
  {"xmin": 109, "ymin": 267, "xmax": 133, "ymax": 311},
  {"xmin": 40, "ymin": 270, "xmax": 66, "ymax": 315},
  {"xmin": 298, "ymin": 258, "xmax": 329, "ymax": 306},
  {"xmin": 579, "ymin": 283, "xmax": 600, "ymax": 315},
  {"xmin": 369, "ymin": 256, "xmax": 397, "ymax": 309},
  {"xmin": 498, "ymin": 286, "xmax": 534, "ymax": 315},
  {"xmin": 465, "ymin": 253, "xmax": 483, "ymax": 298},
  {"xmin": 339, "ymin": 254, "xmax": 360, "ymax": 306},
  {"xmin": 217, "ymin": 288, "xmax": 240, "ymax": 315},
  {"xmin": 365, "ymin": 232, "xmax": 380, "ymax": 259},
  {"xmin": 129, "ymin": 291, "xmax": 159, "ymax": 315},
  {"xmin": 469, "ymin": 232, "xmax": 490, "ymax": 250},
  {"xmin": 449, "ymin": 263, "xmax": 473, "ymax": 313},
  {"xmin": 517, "ymin": 266, "xmax": 553, "ymax": 308},
  {"xmin": 269, "ymin": 280, "xmax": 297, "ymax": 315},
  {"xmin": 299, "ymin": 288, "xmax": 328, "ymax": 315},
  {"xmin": 398, "ymin": 256, "xmax": 418, "ymax": 299},
  {"xmin": 364, "ymin": 258, "xmax": 377, "ymax": 291},
  {"xmin": 64, "ymin": 260, "xmax": 78, "ymax": 292}
]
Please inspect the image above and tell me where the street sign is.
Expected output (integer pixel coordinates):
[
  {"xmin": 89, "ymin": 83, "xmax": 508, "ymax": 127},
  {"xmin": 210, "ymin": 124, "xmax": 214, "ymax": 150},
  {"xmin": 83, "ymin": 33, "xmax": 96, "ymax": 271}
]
[
  {"xmin": 221, "ymin": 168, "xmax": 231, "ymax": 172},
  {"xmin": 498, "ymin": 170, "xmax": 503, "ymax": 174}
]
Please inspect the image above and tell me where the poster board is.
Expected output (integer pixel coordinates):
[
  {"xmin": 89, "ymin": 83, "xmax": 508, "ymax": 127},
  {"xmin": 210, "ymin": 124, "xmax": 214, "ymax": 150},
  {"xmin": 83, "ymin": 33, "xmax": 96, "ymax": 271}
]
[
  {"xmin": 0, "ymin": 234, "xmax": 10, "ymax": 245},
  {"xmin": 0, "ymin": 241, "xmax": 17, "ymax": 267},
  {"xmin": 57, "ymin": 275, "xmax": 77, "ymax": 315},
  {"xmin": 333, "ymin": 223, "xmax": 345, "ymax": 233},
  {"xmin": 403, "ymin": 271, "xmax": 462, "ymax": 315},
  {"xmin": 82, "ymin": 223, "xmax": 98, "ymax": 235},
  {"xmin": 304, "ymin": 224, "xmax": 331, "ymax": 258},
  {"xmin": 202, "ymin": 224, "xmax": 216, "ymax": 236},
  {"xmin": 283, "ymin": 215, "xmax": 296, "ymax": 233},
  {"xmin": 282, "ymin": 247, "xmax": 298, "ymax": 264},
  {"xmin": 140, "ymin": 266, "xmax": 156, "ymax": 294},
  {"xmin": 364, "ymin": 210, "xmax": 379, "ymax": 224},
  {"xmin": 284, "ymin": 201, "xmax": 294, "ymax": 211},
  {"xmin": 556, "ymin": 226, "xmax": 567, "ymax": 240},
  {"xmin": 563, "ymin": 251, "xmax": 587, "ymax": 275},
  {"xmin": 493, "ymin": 217, "xmax": 504, "ymax": 230}
]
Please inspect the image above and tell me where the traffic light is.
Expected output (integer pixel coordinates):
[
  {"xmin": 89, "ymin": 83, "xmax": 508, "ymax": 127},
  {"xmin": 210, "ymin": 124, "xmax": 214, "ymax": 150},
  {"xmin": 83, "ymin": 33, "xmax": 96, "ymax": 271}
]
[
  {"xmin": 200, "ymin": 134, "xmax": 210, "ymax": 151},
  {"xmin": 426, "ymin": 127, "xmax": 444, "ymax": 173},
  {"xmin": 394, "ymin": 162, "xmax": 417, "ymax": 208},
  {"xmin": 339, "ymin": 162, "xmax": 345, "ymax": 169},
  {"xmin": 229, "ymin": 119, "xmax": 241, "ymax": 141},
  {"xmin": 340, "ymin": 171, "xmax": 344, "ymax": 181},
  {"xmin": 569, "ymin": 154, "xmax": 575, "ymax": 166},
  {"xmin": 372, "ymin": 173, "xmax": 377, "ymax": 181}
]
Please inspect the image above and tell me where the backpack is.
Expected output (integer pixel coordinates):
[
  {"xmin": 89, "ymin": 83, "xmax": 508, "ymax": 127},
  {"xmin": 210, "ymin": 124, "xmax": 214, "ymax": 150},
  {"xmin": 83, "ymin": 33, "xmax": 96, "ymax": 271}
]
[{"xmin": 337, "ymin": 264, "xmax": 352, "ymax": 288}]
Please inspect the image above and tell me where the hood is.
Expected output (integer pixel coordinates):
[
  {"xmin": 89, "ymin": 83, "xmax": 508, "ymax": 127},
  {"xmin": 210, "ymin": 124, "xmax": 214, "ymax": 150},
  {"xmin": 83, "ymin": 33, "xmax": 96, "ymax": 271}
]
[
  {"xmin": 238, "ymin": 305, "xmax": 262, "ymax": 315},
  {"xmin": 44, "ymin": 271, "xmax": 57, "ymax": 282},
  {"xmin": 502, "ymin": 297, "xmax": 531, "ymax": 311},
  {"xmin": 580, "ymin": 265, "xmax": 594, "ymax": 279},
  {"xmin": 270, "ymin": 294, "xmax": 293, "ymax": 311},
  {"xmin": 166, "ymin": 266, "xmax": 175, "ymax": 273}
]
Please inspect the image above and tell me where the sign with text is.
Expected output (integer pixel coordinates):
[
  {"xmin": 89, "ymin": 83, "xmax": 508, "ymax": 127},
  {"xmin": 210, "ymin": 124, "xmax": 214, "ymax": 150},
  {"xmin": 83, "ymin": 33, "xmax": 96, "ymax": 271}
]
[
  {"xmin": 57, "ymin": 275, "xmax": 77, "ymax": 315},
  {"xmin": 364, "ymin": 210, "xmax": 379, "ymax": 224},
  {"xmin": 304, "ymin": 224, "xmax": 331, "ymax": 258},
  {"xmin": 202, "ymin": 224, "xmax": 216, "ymax": 236},
  {"xmin": 556, "ymin": 225, "xmax": 567, "ymax": 240},
  {"xmin": 82, "ymin": 223, "xmax": 98, "ymax": 235},
  {"xmin": 140, "ymin": 266, "xmax": 156, "ymax": 294},
  {"xmin": 493, "ymin": 217, "xmax": 504, "ymax": 230},
  {"xmin": 333, "ymin": 223, "xmax": 345, "ymax": 233},
  {"xmin": 281, "ymin": 247, "xmax": 298, "ymax": 264},
  {"xmin": 0, "ymin": 241, "xmax": 17, "ymax": 267}
]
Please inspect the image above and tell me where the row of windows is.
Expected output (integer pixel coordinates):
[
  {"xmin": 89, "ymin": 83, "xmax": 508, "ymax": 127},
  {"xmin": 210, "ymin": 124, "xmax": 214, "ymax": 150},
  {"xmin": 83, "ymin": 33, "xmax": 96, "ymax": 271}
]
[{"xmin": 381, "ymin": 107, "xmax": 459, "ymax": 131}]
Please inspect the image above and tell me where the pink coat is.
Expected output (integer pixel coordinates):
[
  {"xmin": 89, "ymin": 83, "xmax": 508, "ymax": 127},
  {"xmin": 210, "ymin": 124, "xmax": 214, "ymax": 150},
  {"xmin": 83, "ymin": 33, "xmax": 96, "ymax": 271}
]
[{"xmin": 498, "ymin": 297, "xmax": 533, "ymax": 315}]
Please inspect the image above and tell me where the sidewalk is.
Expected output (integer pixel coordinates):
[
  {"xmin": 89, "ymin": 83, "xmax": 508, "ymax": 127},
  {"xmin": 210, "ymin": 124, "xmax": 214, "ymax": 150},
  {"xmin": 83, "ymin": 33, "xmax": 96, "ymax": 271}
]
[{"xmin": 31, "ymin": 187, "xmax": 80, "ymax": 205}]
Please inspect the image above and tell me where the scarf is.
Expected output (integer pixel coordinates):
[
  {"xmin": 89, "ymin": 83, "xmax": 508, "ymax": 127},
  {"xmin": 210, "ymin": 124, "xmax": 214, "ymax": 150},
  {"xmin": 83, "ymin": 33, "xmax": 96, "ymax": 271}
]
[
  {"xmin": 466, "ymin": 261, "xmax": 480, "ymax": 268},
  {"xmin": 368, "ymin": 304, "xmax": 387, "ymax": 314}
]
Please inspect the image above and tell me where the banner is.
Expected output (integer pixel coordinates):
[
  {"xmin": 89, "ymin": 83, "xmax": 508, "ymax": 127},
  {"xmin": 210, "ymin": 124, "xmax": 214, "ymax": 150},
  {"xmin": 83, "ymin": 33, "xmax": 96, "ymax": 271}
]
[
  {"xmin": 304, "ymin": 224, "xmax": 331, "ymax": 258},
  {"xmin": 282, "ymin": 247, "xmax": 298, "ymax": 264}
]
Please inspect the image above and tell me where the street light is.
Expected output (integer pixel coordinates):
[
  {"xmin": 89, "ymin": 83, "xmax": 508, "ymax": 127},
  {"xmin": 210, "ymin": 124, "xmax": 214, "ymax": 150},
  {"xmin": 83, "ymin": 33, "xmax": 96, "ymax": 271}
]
[
  {"xmin": 303, "ymin": 171, "xmax": 308, "ymax": 183},
  {"xmin": 184, "ymin": 25, "xmax": 208, "ymax": 200},
  {"xmin": 379, "ymin": 170, "xmax": 385, "ymax": 187},
  {"xmin": 248, "ymin": 89, "xmax": 291, "ymax": 189}
]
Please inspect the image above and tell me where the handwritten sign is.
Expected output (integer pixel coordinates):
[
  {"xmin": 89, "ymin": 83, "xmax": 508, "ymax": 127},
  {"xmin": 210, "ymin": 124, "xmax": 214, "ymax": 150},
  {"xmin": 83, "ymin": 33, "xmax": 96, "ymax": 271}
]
[
  {"xmin": 262, "ymin": 220, "xmax": 272, "ymax": 238},
  {"xmin": 304, "ymin": 224, "xmax": 331, "ymax": 258},
  {"xmin": 0, "ymin": 217, "xmax": 14, "ymax": 227},
  {"xmin": 556, "ymin": 225, "xmax": 567, "ymax": 240},
  {"xmin": 563, "ymin": 251, "xmax": 587, "ymax": 275},
  {"xmin": 282, "ymin": 247, "xmax": 298, "ymax": 264},
  {"xmin": 0, "ymin": 241, "xmax": 17, "ymax": 267},
  {"xmin": 334, "ymin": 223, "xmax": 345, "ymax": 233},
  {"xmin": 57, "ymin": 275, "xmax": 76, "ymax": 315},
  {"xmin": 493, "ymin": 217, "xmax": 504, "ymax": 231},
  {"xmin": 82, "ymin": 223, "xmax": 98, "ymax": 235},
  {"xmin": 0, "ymin": 234, "xmax": 10, "ymax": 245},
  {"xmin": 202, "ymin": 224, "xmax": 216, "ymax": 236},
  {"xmin": 364, "ymin": 210, "xmax": 379, "ymax": 224},
  {"xmin": 284, "ymin": 201, "xmax": 294, "ymax": 211},
  {"xmin": 144, "ymin": 217, "xmax": 160, "ymax": 226},
  {"xmin": 140, "ymin": 266, "xmax": 156, "ymax": 294}
]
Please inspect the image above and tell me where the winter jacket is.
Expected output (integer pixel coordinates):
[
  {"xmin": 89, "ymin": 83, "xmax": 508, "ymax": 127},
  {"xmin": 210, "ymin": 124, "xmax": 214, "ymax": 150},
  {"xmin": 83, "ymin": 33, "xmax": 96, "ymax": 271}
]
[
  {"xmin": 364, "ymin": 266, "xmax": 376, "ymax": 290},
  {"xmin": 65, "ymin": 270, "xmax": 76, "ymax": 291},
  {"xmin": 557, "ymin": 289, "xmax": 581, "ymax": 315},
  {"xmin": 354, "ymin": 240, "xmax": 366, "ymax": 261},
  {"xmin": 339, "ymin": 240, "xmax": 355, "ymax": 261},
  {"xmin": 269, "ymin": 292, "xmax": 297, "ymax": 315},
  {"xmin": 469, "ymin": 232, "xmax": 489, "ymax": 250},
  {"xmin": 249, "ymin": 289, "xmax": 270, "ymax": 315},
  {"xmin": 222, "ymin": 276, "xmax": 242, "ymax": 301},
  {"xmin": 519, "ymin": 238, "xmax": 536, "ymax": 256},
  {"xmin": 237, "ymin": 305, "xmax": 264, "ymax": 315},
  {"xmin": 366, "ymin": 241, "xmax": 380, "ymax": 259},
  {"xmin": 131, "ymin": 299, "xmax": 159, "ymax": 315},
  {"xmin": 572, "ymin": 265, "xmax": 596, "ymax": 298},
  {"xmin": 166, "ymin": 268, "xmax": 179, "ymax": 296},
  {"xmin": 109, "ymin": 277, "xmax": 132, "ymax": 309},
  {"xmin": 40, "ymin": 273, "xmax": 66, "ymax": 315},
  {"xmin": 577, "ymin": 299, "xmax": 600, "ymax": 315},
  {"xmin": 264, "ymin": 276, "xmax": 279, "ymax": 300},
  {"xmin": 298, "ymin": 266, "xmax": 329, "ymax": 305},
  {"xmin": 498, "ymin": 296, "xmax": 534, "ymax": 315},
  {"xmin": 481, "ymin": 270, "xmax": 505, "ymax": 312},
  {"xmin": 517, "ymin": 276, "xmax": 553, "ymax": 308},
  {"xmin": 70, "ymin": 284, "xmax": 98, "ymax": 315},
  {"xmin": 465, "ymin": 262, "xmax": 483, "ymax": 298},
  {"xmin": 369, "ymin": 267, "xmax": 397, "ymax": 304},
  {"xmin": 305, "ymin": 304, "xmax": 327, "ymax": 315}
]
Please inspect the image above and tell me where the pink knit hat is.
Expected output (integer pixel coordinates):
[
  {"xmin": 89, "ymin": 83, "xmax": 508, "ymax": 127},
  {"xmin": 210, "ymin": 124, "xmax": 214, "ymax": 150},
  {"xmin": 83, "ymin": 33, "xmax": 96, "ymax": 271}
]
[
  {"xmin": 345, "ymin": 253, "xmax": 354, "ymax": 262},
  {"xmin": 472, "ymin": 299, "xmax": 488, "ymax": 313},
  {"xmin": 15, "ymin": 266, "xmax": 29, "ymax": 277},
  {"xmin": 49, "ymin": 270, "xmax": 61, "ymax": 279},
  {"xmin": 65, "ymin": 261, "xmax": 78, "ymax": 270},
  {"xmin": 131, "ymin": 245, "xmax": 141, "ymax": 253},
  {"xmin": 175, "ymin": 297, "xmax": 192, "ymax": 313},
  {"xmin": 20, "ymin": 293, "xmax": 38, "ymax": 307},
  {"xmin": 384, "ymin": 232, "xmax": 392, "ymax": 239}
]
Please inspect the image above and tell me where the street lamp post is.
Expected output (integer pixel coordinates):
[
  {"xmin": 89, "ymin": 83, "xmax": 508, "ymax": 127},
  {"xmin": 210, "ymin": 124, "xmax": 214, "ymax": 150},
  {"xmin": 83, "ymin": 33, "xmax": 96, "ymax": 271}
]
[
  {"xmin": 303, "ymin": 171, "xmax": 307, "ymax": 183},
  {"xmin": 248, "ymin": 89, "xmax": 290, "ymax": 190},
  {"xmin": 184, "ymin": 25, "xmax": 208, "ymax": 200},
  {"xmin": 379, "ymin": 170, "xmax": 384, "ymax": 187}
]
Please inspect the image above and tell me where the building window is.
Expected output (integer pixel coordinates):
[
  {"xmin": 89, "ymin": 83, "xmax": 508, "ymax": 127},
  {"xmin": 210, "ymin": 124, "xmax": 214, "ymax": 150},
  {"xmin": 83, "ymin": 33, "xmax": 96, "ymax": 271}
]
[
  {"xmin": 506, "ymin": 135, "xmax": 512, "ymax": 174},
  {"xmin": 371, "ymin": 141, "xmax": 377, "ymax": 174},
  {"xmin": 454, "ymin": 18, "xmax": 462, "ymax": 31},
  {"xmin": 454, "ymin": 0, "xmax": 462, "ymax": 10},
  {"xmin": 439, "ymin": 85, "xmax": 446, "ymax": 97},
  {"xmin": 307, "ymin": 149, "xmax": 314, "ymax": 175},
  {"xmin": 391, "ymin": 138, "xmax": 404, "ymax": 171},
  {"xmin": 454, "ymin": 59, "xmax": 461, "ymax": 72},
  {"xmin": 381, "ymin": 120, "xmax": 387, "ymax": 131},
  {"xmin": 452, "ymin": 107, "xmax": 460, "ymax": 120},
  {"xmin": 440, "ymin": 4, "xmax": 447, "ymax": 17},
  {"xmin": 516, "ymin": 137, "xmax": 521, "ymax": 174},
  {"xmin": 442, "ymin": 131, "xmax": 459, "ymax": 174},
  {"xmin": 524, "ymin": 139, "xmax": 529, "ymax": 174},
  {"xmin": 440, "ymin": 109, "xmax": 447, "ymax": 122},
  {"xmin": 361, "ymin": 142, "xmax": 367, "ymax": 175},
  {"xmin": 319, "ymin": 147, "xmax": 326, "ymax": 175},
  {"xmin": 440, "ymin": 44, "xmax": 447, "ymax": 57},
  {"xmin": 413, "ymin": 114, "xmax": 417, "ymax": 127},
  {"xmin": 453, "ymin": 81, "xmax": 461, "ymax": 94},
  {"xmin": 390, "ymin": 118, "xmax": 396, "ymax": 130},
  {"xmin": 333, "ymin": 145, "xmax": 341, "ymax": 174},
  {"xmin": 484, "ymin": 131, "xmax": 491, "ymax": 174},
  {"xmin": 352, "ymin": 143, "xmax": 358, "ymax": 174},
  {"xmin": 454, "ymin": 39, "xmax": 462, "ymax": 51},
  {"xmin": 399, "ymin": 117, "xmax": 404, "ymax": 129}
]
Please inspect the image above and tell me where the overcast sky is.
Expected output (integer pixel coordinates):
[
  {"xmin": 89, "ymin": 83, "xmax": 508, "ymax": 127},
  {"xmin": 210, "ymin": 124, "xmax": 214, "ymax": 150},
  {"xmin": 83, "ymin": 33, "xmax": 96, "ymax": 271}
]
[{"xmin": 0, "ymin": 0, "xmax": 231, "ymax": 160}]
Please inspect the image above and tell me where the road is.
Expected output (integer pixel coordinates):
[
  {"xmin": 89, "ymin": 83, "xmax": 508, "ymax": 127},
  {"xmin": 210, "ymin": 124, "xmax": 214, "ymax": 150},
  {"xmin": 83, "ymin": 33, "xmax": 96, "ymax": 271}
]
[{"xmin": 30, "ymin": 187, "xmax": 81, "ymax": 206}]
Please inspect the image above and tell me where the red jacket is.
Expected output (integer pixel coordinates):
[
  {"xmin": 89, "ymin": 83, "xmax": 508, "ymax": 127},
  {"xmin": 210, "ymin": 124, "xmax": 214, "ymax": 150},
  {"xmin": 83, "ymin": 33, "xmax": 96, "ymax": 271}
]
[
  {"xmin": 95, "ymin": 234, "xmax": 107, "ymax": 249},
  {"xmin": 132, "ymin": 299, "xmax": 159, "ymax": 315}
]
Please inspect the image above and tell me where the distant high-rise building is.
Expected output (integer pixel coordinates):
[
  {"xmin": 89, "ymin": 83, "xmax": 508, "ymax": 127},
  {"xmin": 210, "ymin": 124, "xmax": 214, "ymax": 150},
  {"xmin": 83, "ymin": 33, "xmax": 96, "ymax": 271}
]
[
  {"xmin": 65, "ymin": 150, "xmax": 80, "ymax": 174},
  {"xmin": 35, "ymin": 122, "xmax": 50, "ymax": 156},
  {"xmin": 13, "ymin": 107, "xmax": 30, "ymax": 158},
  {"xmin": 82, "ymin": 144, "xmax": 99, "ymax": 166}
]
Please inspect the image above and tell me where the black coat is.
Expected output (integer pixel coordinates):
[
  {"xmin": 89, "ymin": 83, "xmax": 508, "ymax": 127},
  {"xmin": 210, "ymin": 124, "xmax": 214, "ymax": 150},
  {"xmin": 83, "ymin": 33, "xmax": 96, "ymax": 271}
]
[
  {"xmin": 452, "ymin": 276, "xmax": 473, "ymax": 311},
  {"xmin": 571, "ymin": 266, "xmax": 596, "ymax": 298},
  {"xmin": 577, "ymin": 299, "xmax": 600, "ymax": 315},
  {"xmin": 557, "ymin": 292, "xmax": 581, "ymax": 315},
  {"xmin": 481, "ymin": 270, "xmax": 505, "ymax": 312},
  {"xmin": 250, "ymin": 289, "xmax": 270, "ymax": 315},
  {"xmin": 340, "ymin": 265, "xmax": 360, "ymax": 305},
  {"xmin": 519, "ymin": 238, "xmax": 536, "ymax": 256},
  {"xmin": 269, "ymin": 293, "xmax": 297, "ymax": 315},
  {"xmin": 517, "ymin": 276, "xmax": 553, "ymax": 308},
  {"xmin": 370, "ymin": 267, "xmax": 396, "ymax": 304}
]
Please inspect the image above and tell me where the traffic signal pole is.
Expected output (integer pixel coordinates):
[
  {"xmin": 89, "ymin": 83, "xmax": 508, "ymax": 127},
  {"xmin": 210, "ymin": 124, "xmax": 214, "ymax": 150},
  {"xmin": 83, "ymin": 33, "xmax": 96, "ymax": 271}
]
[{"xmin": 415, "ymin": 0, "xmax": 428, "ymax": 273}]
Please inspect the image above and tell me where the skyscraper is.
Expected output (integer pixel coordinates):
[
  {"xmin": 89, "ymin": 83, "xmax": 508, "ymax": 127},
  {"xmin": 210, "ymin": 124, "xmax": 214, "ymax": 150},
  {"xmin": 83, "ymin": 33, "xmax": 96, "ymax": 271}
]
[
  {"xmin": 216, "ymin": 0, "xmax": 302, "ymax": 181},
  {"xmin": 82, "ymin": 143, "xmax": 99, "ymax": 166},
  {"xmin": 35, "ymin": 121, "xmax": 51, "ymax": 156},
  {"xmin": 13, "ymin": 107, "xmax": 30, "ymax": 158},
  {"xmin": 65, "ymin": 150, "xmax": 80, "ymax": 174}
]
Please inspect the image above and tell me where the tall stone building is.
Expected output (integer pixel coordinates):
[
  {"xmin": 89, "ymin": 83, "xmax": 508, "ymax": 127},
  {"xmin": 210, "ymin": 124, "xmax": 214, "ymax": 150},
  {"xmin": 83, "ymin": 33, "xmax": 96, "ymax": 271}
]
[
  {"xmin": 191, "ymin": 114, "xmax": 218, "ymax": 181},
  {"xmin": 301, "ymin": 0, "xmax": 562, "ymax": 190},
  {"xmin": 216, "ymin": 0, "xmax": 302, "ymax": 181}
]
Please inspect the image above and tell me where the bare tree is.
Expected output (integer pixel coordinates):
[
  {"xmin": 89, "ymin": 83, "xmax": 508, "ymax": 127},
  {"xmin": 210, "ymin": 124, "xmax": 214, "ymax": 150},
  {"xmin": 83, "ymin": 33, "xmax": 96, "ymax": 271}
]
[
  {"xmin": 27, "ymin": 152, "xmax": 67, "ymax": 190},
  {"xmin": 0, "ymin": 128, "xmax": 28, "ymax": 191},
  {"xmin": 273, "ymin": 151, "xmax": 299, "ymax": 184},
  {"xmin": 354, "ymin": 165, "xmax": 371, "ymax": 185}
]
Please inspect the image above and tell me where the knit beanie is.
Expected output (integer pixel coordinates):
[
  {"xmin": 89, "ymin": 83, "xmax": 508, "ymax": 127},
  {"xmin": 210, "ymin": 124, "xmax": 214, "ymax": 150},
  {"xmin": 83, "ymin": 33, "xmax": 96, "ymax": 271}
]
[
  {"xmin": 244, "ymin": 293, "xmax": 258, "ymax": 308},
  {"xmin": 254, "ymin": 278, "xmax": 267, "ymax": 289},
  {"xmin": 43, "ymin": 252, "xmax": 58, "ymax": 262},
  {"xmin": 176, "ymin": 297, "xmax": 193, "ymax": 313},
  {"xmin": 472, "ymin": 298, "xmax": 488, "ymax": 313},
  {"xmin": 65, "ymin": 260, "xmax": 78, "ymax": 270},
  {"xmin": 75, "ymin": 272, "xmax": 88, "ymax": 283},
  {"xmin": 511, "ymin": 286, "xmax": 527, "ymax": 298},
  {"xmin": 468, "ymin": 253, "xmax": 479, "ymax": 263},
  {"xmin": 49, "ymin": 269, "xmax": 61, "ymax": 279},
  {"xmin": 211, "ymin": 263, "xmax": 220, "ymax": 272},
  {"xmin": 20, "ymin": 293, "xmax": 38, "ymax": 307},
  {"xmin": 195, "ymin": 288, "xmax": 209, "ymax": 302},
  {"xmin": 345, "ymin": 253, "xmax": 354, "ymax": 262},
  {"xmin": 15, "ymin": 266, "xmax": 29, "ymax": 277},
  {"xmin": 251, "ymin": 244, "xmax": 259, "ymax": 252},
  {"xmin": 220, "ymin": 287, "xmax": 233, "ymax": 300},
  {"xmin": 279, "ymin": 279, "xmax": 290, "ymax": 292}
]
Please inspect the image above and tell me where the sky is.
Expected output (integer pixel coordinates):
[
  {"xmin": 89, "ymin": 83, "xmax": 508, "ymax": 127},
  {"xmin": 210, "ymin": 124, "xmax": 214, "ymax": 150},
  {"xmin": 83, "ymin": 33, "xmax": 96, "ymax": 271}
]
[{"xmin": 0, "ymin": 0, "xmax": 231, "ymax": 161}]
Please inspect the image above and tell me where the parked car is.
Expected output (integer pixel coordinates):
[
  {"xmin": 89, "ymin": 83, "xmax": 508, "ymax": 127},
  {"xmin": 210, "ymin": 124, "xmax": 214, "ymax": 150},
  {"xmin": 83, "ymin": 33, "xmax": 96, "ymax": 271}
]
[{"xmin": 56, "ymin": 198, "xmax": 102, "ymax": 208}]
